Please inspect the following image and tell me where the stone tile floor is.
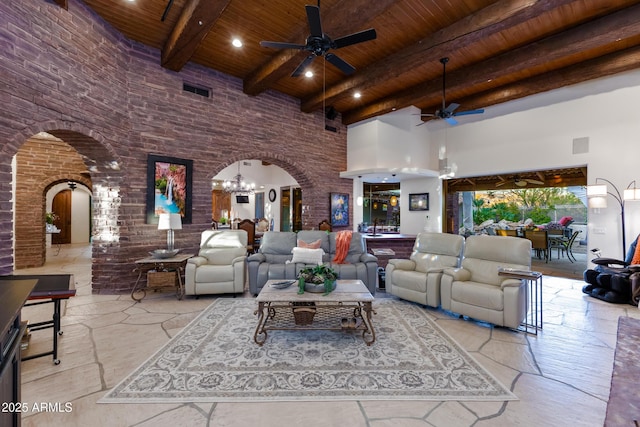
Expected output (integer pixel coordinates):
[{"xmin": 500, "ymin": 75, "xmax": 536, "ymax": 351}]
[{"xmin": 16, "ymin": 244, "xmax": 640, "ymax": 427}]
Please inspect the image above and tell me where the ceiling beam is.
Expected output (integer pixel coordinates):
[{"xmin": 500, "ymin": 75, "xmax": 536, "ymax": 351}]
[
  {"xmin": 446, "ymin": 168, "xmax": 588, "ymax": 192},
  {"xmin": 342, "ymin": 3, "xmax": 640, "ymax": 125},
  {"xmin": 243, "ymin": 0, "xmax": 396, "ymax": 96},
  {"xmin": 420, "ymin": 43, "xmax": 640, "ymax": 122},
  {"xmin": 52, "ymin": 0, "xmax": 68, "ymax": 9},
  {"xmin": 161, "ymin": 0, "xmax": 231, "ymax": 72},
  {"xmin": 300, "ymin": 0, "xmax": 578, "ymax": 114}
]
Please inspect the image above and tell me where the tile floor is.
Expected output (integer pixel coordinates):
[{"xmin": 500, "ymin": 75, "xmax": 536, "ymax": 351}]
[{"xmin": 16, "ymin": 243, "xmax": 639, "ymax": 427}]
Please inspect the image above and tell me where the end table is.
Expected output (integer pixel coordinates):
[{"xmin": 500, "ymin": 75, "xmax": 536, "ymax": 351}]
[{"xmin": 131, "ymin": 253, "xmax": 193, "ymax": 302}]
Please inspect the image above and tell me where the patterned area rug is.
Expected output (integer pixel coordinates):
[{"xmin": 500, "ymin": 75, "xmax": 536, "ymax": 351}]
[{"xmin": 100, "ymin": 298, "xmax": 516, "ymax": 403}]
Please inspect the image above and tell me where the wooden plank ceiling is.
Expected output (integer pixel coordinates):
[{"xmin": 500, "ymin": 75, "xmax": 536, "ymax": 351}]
[{"xmin": 78, "ymin": 0, "xmax": 640, "ymax": 125}]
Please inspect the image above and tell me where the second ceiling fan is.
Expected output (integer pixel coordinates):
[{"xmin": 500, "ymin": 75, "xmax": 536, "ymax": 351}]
[
  {"xmin": 418, "ymin": 57, "xmax": 485, "ymax": 126},
  {"xmin": 496, "ymin": 175, "xmax": 545, "ymax": 187},
  {"xmin": 260, "ymin": 3, "xmax": 376, "ymax": 77}
]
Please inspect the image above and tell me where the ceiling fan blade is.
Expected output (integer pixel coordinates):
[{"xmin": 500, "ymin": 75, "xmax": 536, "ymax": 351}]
[
  {"xmin": 291, "ymin": 54, "xmax": 316, "ymax": 77},
  {"xmin": 526, "ymin": 179, "xmax": 545, "ymax": 185},
  {"xmin": 325, "ymin": 53, "xmax": 355, "ymax": 75},
  {"xmin": 453, "ymin": 108, "xmax": 485, "ymax": 117},
  {"xmin": 305, "ymin": 5, "xmax": 323, "ymax": 38},
  {"xmin": 260, "ymin": 41, "xmax": 306, "ymax": 50},
  {"xmin": 444, "ymin": 116, "xmax": 458, "ymax": 126},
  {"xmin": 443, "ymin": 102, "xmax": 460, "ymax": 114},
  {"xmin": 333, "ymin": 28, "xmax": 377, "ymax": 49}
]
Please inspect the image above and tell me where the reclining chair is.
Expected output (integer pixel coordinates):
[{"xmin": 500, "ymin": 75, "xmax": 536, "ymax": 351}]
[{"xmin": 583, "ymin": 235, "xmax": 640, "ymax": 305}]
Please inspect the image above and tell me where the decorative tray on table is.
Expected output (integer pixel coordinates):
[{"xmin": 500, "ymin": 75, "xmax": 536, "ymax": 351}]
[{"xmin": 270, "ymin": 280, "xmax": 295, "ymax": 289}]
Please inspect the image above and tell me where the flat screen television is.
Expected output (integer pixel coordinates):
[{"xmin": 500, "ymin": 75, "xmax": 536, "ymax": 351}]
[{"xmin": 236, "ymin": 195, "xmax": 249, "ymax": 204}]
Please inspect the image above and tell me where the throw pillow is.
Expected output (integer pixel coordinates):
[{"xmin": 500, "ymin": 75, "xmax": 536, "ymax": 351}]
[
  {"xmin": 297, "ymin": 238, "xmax": 321, "ymax": 249},
  {"xmin": 631, "ymin": 237, "xmax": 640, "ymax": 265},
  {"xmin": 559, "ymin": 216, "xmax": 574, "ymax": 226},
  {"xmin": 290, "ymin": 247, "xmax": 324, "ymax": 265}
]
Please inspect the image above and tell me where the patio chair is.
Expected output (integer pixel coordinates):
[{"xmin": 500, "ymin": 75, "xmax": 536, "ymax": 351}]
[
  {"xmin": 524, "ymin": 230, "xmax": 549, "ymax": 263},
  {"xmin": 554, "ymin": 230, "xmax": 581, "ymax": 262}
]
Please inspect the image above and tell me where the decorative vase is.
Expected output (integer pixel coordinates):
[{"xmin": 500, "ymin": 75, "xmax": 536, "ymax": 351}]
[{"xmin": 304, "ymin": 280, "xmax": 337, "ymax": 293}]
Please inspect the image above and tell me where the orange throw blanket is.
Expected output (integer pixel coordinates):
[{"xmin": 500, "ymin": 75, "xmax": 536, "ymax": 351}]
[{"xmin": 333, "ymin": 230, "xmax": 352, "ymax": 264}]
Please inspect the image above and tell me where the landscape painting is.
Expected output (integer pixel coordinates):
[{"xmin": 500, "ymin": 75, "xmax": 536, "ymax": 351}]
[{"xmin": 146, "ymin": 155, "xmax": 193, "ymax": 224}]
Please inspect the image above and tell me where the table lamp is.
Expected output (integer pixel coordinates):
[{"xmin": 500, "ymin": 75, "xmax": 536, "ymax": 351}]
[{"xmin": 158, "ymin": 213, "xmax": 182, "ymax": 251}]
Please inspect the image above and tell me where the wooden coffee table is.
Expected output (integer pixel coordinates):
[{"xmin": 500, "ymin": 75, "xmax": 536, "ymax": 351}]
[{"xmin": 254, "ymin": 279, "xmax": 376, "ymax": 346}]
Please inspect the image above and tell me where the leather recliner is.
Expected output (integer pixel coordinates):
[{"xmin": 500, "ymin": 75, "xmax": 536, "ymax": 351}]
[
  {"xmin": 440, "ymin": 235, "xmax": 532, "ymax": 329},
  {"xmin": 583, "ymin": 235, "xmax": 639, "ymax": 305},
  {"xmin": 185, "ymin": 230, "xmax": 247, "ymax": 296},
  {"xmin": 386, "ymin": 232, "xmax": 465, "ymax": 307}
]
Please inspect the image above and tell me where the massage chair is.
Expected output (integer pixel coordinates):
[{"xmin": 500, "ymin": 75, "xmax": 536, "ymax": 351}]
[{"xmin": 583, "ymin": 235, "xmax": 640, "ymax": 305}]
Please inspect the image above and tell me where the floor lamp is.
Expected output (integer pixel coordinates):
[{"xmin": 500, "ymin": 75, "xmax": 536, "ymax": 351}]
[{"xmin": 587, "ymin": 179, "xmax": 640, "ymax": 258}]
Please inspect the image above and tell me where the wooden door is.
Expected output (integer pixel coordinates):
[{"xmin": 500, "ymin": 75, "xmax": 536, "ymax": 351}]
[
  {"xmin": 52, "ymin": 190, "xmax": 71, "ymax": 244},
  {"xmin": 280, "ymin": 188, "xmax": 290, "ymax": 231},
  {"xmin": 292, "ymin": 187, "xmax": 302, "ymax": 231}
]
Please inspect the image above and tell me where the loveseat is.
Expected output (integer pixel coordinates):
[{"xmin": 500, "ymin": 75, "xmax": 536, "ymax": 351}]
[
  {"xmin": 440, "ymin": 235, "xmax": 531, "ymax": 329},
  {"xmin": 386, "ymin": 232, "xmax": 465, "ymax": 308},
  {"xmin": 247, "ymin": 230, "xmax": 378, "ymax": 295},
  {"xmin": 185, "ymin": 230, "xmax": 247, "ymax": 296}
]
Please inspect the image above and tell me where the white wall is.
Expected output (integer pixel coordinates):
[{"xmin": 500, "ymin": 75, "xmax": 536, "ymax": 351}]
[
  {"xmin": 347, "ymin": 106, "xmax": 433, "ymax": 171},
  {"xmin": 428, "ymin": 68, "xmax": 640, "ymax": 259},
  {"xmin": 400, "ymin": 178, "xmax": 442, "ymax": 234}
]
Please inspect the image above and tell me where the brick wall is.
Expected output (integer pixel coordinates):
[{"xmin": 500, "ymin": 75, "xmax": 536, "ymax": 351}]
[{"xmin": 0, "ymin": 0, "xmax": 351, "ymax": 292}]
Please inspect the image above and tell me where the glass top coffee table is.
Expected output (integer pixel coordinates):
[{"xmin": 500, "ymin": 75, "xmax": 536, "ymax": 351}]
[{"xmin": 254, "ymin": 279, "xmax": 376, "ymax": 346}]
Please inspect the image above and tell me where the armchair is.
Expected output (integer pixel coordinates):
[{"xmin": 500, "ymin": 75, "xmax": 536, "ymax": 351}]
[
  {"xmin": 386, "ymin": 232, "xmax": 464, "ymax": 307},
  {"xmin": 185, "ymin": 230, "xmax": 247, "ymax": 296},
  {"xmin": 440, "ymin": 235, "xmax": 532, "ymax": 329}
]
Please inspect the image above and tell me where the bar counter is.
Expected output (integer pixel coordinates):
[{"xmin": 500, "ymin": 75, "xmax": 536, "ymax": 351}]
[{"xmin": 364, "ymin": 233, "xmax": 416, "ymax": 267}]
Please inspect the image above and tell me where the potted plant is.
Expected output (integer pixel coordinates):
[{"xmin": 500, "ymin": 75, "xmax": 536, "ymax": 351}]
[
  {"xmin": 297, "ymin": 264, "xmax": 338, "ymax": 295},
  {"xmin": 45, "ymin": 212, "xmax": 58, "ymax": 225}
]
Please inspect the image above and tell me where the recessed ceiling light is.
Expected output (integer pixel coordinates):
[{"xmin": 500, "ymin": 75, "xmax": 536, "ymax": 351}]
[
  {"xmin": 232, "ymin": 38, "xmax": 242, "ymax": 48},
  {"xmin": 353, "ymin": 92, "xmax": 361, "ymax": 99},
  {"xmin": 304, "ymin": 70, "xmax": 313, "ymax": 78}
]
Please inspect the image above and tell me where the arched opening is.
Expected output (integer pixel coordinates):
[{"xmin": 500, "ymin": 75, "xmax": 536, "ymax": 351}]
[
  {"xmin": 212, "ymin": 160, "xmax": 299, "ymax": 231},
  {"xmin": 6, "ymin": 127, "xmax": 123, "ymax": 293}
]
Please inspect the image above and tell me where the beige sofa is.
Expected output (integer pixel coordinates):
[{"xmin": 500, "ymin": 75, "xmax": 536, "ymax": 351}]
[
  {"xmin": 185, "ymin": 230, "xmax": 247, "ymax": 296},
  {"xmin": 386, "ymin": 232, "xmax": 465, "ymax": 307},
  {"xmin": 440, "ymin": 235, "xmax": 532, "ymax": 329}
]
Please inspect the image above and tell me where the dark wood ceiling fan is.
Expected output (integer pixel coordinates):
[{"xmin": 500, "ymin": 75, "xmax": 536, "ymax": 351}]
[
  {"xmin": 417, "ymin": 57, "xmax": 485, "ymax": 126},
  {"xmin": 259, "ymin": 2, "xmax": 377, "ymax": 77}
]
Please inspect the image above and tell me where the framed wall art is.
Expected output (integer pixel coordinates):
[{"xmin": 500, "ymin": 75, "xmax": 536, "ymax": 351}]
[
  {"xmin": 330, "ymin": 193, "xmax": 349, "ymax": 227},
  {"xmin": 146, "ymin": 154, "xmax": 193, "ymax": 224},
  {"xmin": 409, "ymin": 193, "xmax": 429, "ymax": 211}
]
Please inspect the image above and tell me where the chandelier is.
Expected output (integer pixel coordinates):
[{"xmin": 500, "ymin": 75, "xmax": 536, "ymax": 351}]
[{"xmin": 223, "ymin": 163, "xmax": 255, "ymax": 194}]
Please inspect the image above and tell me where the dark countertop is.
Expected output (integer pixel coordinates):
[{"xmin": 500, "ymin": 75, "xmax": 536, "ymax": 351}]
[
  {"xmin": 363, "ymin": 233, "xmax": 417, "ymax": 239},
  {"xmin": 0, "ymin": 279, "xmax": 37, "ymax": 343}
]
